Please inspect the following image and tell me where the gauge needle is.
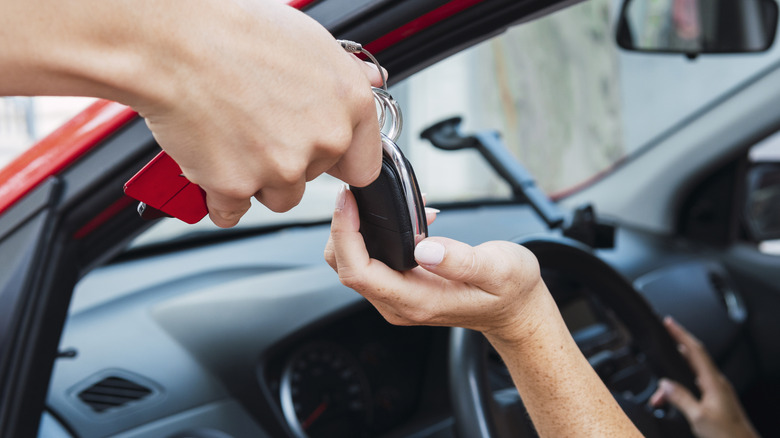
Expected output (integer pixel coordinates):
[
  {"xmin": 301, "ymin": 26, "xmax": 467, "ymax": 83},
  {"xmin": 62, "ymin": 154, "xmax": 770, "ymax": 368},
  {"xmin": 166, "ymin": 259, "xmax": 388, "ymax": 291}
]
[{"xmin": 303, "ymin": 401, "xmax": 328, "ymax": 430}]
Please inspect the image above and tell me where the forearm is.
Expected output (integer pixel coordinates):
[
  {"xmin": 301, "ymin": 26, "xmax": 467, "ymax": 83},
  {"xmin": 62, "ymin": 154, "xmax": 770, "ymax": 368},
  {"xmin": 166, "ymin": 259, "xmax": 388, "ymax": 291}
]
[
  {"xmin": 485, "ymin": 283, "xmax": 642, "ymax": 438},
  {"xmin": 0, "ymin": 0, "xmax": 270, "ymax": 106},
  {"xmin": 1, "ymin": 0, "xmax": 148, "ymax": 101}
]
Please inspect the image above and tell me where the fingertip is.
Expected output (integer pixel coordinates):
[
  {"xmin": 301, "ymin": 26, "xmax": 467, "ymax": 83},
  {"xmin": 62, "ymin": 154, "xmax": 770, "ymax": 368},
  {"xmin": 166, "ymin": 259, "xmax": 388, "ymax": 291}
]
[
  {"xmin": 358, "ymin": 58, "xmax": 388, "ymax": 87},
  {"xmin": 649, "ymin": 387, "xmax": 665, "ymax": 408},
  {"xmin": 334, "ymin": 185, "xmax": 347, "ymax": 212},
  {"xmin": 659, "ymin": 378, "xmax": 674, "ymax": 393},
  {"xmin": 415, "ymin": 239, "xmax": 445, "ymax": 266},
  {"xmin": 425, "ymin": 207, "xmax": 439, "ymax": 226},
  {"xmin": 330, "ymin": 186, "xmax": 360, "ymax": 233}
]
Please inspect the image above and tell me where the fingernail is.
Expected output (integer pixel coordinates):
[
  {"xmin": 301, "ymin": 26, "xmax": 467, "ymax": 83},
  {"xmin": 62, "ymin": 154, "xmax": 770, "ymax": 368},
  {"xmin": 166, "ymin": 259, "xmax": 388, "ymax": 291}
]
[
  {"xmin": 659, "ymin": 379, "xmax": 673, "ymax": 394},
  {"xmin": 415, "ymin": 240, "xmax": 445, "ymax": 266},
  {"xmin": 335, "ymin": 185, "xmax": 347, "ymax": 211},
  {"xmin": 425, "ymin": 207, "xmax": 440, "ymax": 214}
]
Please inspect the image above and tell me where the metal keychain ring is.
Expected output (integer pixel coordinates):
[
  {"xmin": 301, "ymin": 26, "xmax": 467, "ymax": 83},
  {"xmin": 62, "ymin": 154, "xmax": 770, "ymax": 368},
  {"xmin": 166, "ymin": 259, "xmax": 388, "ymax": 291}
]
[
  {"xmin": 372, "ymin": 88, "xmax": 402, "ymax": 143},
  {"xmin": 374, "ymin": 92, "xmax": 386, "ymax": 131}
]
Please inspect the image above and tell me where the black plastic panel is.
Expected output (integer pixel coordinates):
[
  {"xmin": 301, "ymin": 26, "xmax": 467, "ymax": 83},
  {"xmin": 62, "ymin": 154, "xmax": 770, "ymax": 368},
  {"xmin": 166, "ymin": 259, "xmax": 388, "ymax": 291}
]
[{"xmin": 634, "ymin": 261, "xmax": 746, "ymax": 360}]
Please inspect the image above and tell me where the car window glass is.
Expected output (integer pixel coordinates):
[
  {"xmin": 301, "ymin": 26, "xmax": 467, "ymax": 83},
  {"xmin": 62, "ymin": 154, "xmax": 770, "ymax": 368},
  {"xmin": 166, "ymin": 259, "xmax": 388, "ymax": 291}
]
[{"xmin": 398, "ymin": 0, "xmax": 780, "ymax": 199}]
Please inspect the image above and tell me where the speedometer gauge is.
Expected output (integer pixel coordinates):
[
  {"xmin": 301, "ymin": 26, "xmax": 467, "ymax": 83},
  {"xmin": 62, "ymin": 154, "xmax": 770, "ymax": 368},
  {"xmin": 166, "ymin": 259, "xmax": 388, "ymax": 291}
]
[{"xmin": 280, "ymin": 342, "xmax": 372, "ymax": 438}]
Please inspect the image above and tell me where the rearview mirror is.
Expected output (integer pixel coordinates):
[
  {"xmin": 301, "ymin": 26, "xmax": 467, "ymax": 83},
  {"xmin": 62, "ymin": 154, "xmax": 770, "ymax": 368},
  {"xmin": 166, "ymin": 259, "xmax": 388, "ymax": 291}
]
[
  {"xmin": 745, "ymin": 163, "xmax": 780, "ymax": 242},
  {"xmin": 616, "ymin": 0, "xmax": 779, "ymax": 56}
]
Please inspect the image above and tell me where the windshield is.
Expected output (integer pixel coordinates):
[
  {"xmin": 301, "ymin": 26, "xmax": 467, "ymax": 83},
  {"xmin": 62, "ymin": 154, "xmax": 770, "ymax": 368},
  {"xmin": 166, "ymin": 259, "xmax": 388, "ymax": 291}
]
[{"xmin": 130, "ymin": 0, "xmax": 780, "ymax": 248}]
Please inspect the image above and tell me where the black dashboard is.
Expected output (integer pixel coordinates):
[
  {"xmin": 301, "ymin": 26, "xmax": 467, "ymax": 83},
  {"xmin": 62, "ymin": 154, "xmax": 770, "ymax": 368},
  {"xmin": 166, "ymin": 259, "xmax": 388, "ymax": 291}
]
[
  {"xmin": 41, "ymin": 204, "xmax": 755, "ymax": 438},
  {"xmin": 260, "ymin": 308, "xmax": 450, "ymax": 438}
]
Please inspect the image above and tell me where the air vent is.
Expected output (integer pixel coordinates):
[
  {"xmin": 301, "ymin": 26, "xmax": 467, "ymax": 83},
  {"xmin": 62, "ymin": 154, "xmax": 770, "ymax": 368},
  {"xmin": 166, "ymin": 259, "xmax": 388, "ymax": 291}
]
[{"xmin": 77, "ymin": 376, "xmax": 153, "ymax": 413}]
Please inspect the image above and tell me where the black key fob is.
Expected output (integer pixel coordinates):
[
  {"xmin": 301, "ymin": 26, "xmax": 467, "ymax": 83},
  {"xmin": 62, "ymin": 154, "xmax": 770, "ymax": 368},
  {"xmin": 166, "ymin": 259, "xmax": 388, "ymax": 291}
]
[{"xmin": 350, "ymin": 135, "xmax": 427, "ymax": 271}]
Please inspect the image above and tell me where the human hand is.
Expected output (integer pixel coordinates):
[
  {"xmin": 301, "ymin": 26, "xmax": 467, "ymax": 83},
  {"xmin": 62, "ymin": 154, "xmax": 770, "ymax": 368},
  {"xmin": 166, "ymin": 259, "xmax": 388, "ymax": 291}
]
[
  {"xmin": 1, "ymin": 0, "xmax": 384, "ymax": 228},
  {"xmin": 650, "ymin": 317, "xmax": 759, "ymax": 438},
  {"xmin": 128, "ymin": 0, "xmax": 385, "ymax": 227},
  {"xmin": 324, "ymin": 187, "xmax": 548, "ymax": 341}
]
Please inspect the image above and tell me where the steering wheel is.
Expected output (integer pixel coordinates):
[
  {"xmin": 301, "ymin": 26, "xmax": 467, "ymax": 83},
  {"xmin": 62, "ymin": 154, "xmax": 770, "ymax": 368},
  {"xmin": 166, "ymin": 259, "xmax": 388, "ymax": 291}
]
[{"xmin": 449, "ymin": 237, "xmax": 699, "ymax": 438}]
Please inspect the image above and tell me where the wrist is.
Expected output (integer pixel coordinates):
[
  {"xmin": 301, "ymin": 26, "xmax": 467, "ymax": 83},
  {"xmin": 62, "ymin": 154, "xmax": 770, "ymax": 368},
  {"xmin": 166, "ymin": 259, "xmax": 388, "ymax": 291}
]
[{"xmin": 482, "ymin": 280, "xmax": 564, "ymax": 351}]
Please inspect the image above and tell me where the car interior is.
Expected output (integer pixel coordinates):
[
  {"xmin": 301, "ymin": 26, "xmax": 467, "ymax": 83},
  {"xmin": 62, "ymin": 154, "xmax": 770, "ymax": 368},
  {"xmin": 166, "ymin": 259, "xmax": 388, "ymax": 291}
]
[{"xmin": 3, "ymin": 0, "xmax": 780, "ymax": 437}]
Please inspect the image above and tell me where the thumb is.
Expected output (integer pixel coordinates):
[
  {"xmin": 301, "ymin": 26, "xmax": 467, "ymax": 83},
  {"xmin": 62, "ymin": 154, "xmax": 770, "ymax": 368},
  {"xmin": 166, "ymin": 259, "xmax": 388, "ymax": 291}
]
[
  {"xmin": 414, "ymin": 238, "xmax": 535, "ymax": 292},
  {"xmin": 656, "ymin": 379, "xmax": 701, "ymax": 422}
]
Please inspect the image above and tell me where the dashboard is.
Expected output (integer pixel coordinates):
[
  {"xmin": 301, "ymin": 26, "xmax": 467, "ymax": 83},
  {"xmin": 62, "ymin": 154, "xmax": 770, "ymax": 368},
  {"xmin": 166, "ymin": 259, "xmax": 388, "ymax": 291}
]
[
  {"xmin": 261, "ymin": 309, "xmax": 450, "ymax": 438},
  {"xmin": 41, "ymin": 204, "xmax": 755, "ymax": 438}
]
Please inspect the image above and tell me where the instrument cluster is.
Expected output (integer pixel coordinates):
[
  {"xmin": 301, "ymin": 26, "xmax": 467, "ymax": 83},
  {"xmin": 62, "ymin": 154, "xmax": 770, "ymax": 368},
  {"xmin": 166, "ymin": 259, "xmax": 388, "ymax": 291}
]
[{"xmin": 261, "ymin": 308, "xmax": 448, "ymax": 438}]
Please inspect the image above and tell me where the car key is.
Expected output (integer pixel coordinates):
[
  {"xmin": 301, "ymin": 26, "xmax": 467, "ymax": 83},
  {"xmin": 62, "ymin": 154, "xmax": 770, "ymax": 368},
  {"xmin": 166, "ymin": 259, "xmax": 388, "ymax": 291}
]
[
  {"xmin": 338, "ymin": 43, "xmax": 428, "ymax": 270},
  {"xmin": 351, "ymin": 132, "xmax": 427, "ymax": 271}
]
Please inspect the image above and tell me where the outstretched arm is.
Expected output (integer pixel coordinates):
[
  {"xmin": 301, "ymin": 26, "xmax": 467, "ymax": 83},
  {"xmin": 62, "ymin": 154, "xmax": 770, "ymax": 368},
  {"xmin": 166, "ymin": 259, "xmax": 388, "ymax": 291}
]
[
  {"xmin": 0, "ymin": 0, "xmax": 383, "ymax": 226},
  {"xmin": 325, "ymin": 188, "xmax": 642, "ymax": 437}
]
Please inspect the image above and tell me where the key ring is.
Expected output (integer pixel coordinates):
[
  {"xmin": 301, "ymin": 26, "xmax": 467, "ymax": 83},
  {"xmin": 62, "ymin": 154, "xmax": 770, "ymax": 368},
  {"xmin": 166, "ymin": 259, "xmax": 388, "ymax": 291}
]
[
  {"xmin": 372, "ymin": 88, "xmax": 402, "ymax": 143},
  {"xmin": 337, "ymin": 40, "xmax": 402, "ymax": 143},
  {"xmin": 337, "ymin": 40, "xmax": 388, "ymax": 91}
]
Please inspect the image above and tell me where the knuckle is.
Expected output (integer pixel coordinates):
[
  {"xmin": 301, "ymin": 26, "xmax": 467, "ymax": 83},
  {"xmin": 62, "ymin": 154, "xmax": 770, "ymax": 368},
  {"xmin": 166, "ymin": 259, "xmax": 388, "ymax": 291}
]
[
  {"xmin": 323, "ymin": 248, "xmax": 335, "ymax": 267},
  {"xmin": 319, "ymin": 123, "xmax": 353, "ymax": 156},
  {"xmin": 688, "ymin": 407, "xmax": 705, "ymax": 424},
  {"xmin": 262, "ymin": 192, "xmax": 303, "ymax": 213},
  {"xmin": 273, "ymin": 160, "xmax": 307, "ymax": 186},
  {"xmin": 338, "ymin": 268, "xmax": 366, "ymax": 291},
  {"xmin": 356, "ymin": 85, "xmax": 376, "ymax": 110},
  {"xmin": 214, "ymin": 180, "xmax": 258, "ymax": 200},
  {"xmin": 493, "ymin": 258, "xmax": 517, "ymax": 285},
  {"xmin": 689, "ymin": 338, "xmax": 706, "ymax": 354}
]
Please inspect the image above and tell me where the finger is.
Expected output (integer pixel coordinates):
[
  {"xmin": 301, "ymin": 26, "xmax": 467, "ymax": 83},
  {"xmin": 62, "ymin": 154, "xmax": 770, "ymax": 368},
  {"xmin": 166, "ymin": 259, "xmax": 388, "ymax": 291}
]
[
  {"xmin": 655, "ymin": 379, "xmax": 702, "ymax": 423},
  {"xmin": 205, "ymin": 190, "xmax": 252, "ymax": 228},
  {"xmin": 664, "ymin": 317, "xmax": 719, "ymax": 386},
  {"xmin": 330, "ymin": 189, "xmax": 454, "ymax": 324},
  {"xmin": 327, "ymin": 92, "xmax": 382, "ymax": 187},
  {"xmin": 414, "ymin": 238, "xmax": 533, "ymax": 292},
  {"xmin": 649, "ymin": 385, "xmax": 666, "ymax": 408},
  {"xmin": 330, "ymin": 187, "xmax": 387, "ymax": 284},
  {"xmin": 350, "ymin": 55, "xmax": 389, "ymax": 88},
  {"xmin": 425, "ymin": 207, "xmax": 439, "ymax": 226},
  {"xmin": 324, "ymin": 203, "xmax": 340, "ymax": 273},
  {"xmin": 330, "ymin": 190, "xmax": 402, "ymax": 305},
  {"xmin": 253, "ymin": 178, "xmax": 306, "ymax": 213}
]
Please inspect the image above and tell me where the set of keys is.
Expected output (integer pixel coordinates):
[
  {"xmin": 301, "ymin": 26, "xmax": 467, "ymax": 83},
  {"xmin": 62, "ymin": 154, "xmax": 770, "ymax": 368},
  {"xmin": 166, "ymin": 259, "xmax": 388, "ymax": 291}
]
[
  {"xmin": 124, "ymin": 40, "xmax": 426, "ymax": 270},
  {"xmin": 339, "ymin": 40, "xmax": 427, "ymax": 271}
]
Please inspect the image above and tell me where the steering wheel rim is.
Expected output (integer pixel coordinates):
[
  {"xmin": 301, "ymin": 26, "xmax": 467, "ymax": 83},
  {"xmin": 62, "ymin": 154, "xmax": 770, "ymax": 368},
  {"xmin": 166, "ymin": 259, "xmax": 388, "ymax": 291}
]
[{"xmin": 449, "ymin": 236, "xmax": 698, "ymax": 438}]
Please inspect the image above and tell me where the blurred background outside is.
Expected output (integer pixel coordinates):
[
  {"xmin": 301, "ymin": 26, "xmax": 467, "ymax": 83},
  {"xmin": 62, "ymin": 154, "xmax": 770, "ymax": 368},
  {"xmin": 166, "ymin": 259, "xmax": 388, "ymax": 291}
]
[{"xmin": 0, "ymin": 97, "xmax": 95, "ymax": 168}]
